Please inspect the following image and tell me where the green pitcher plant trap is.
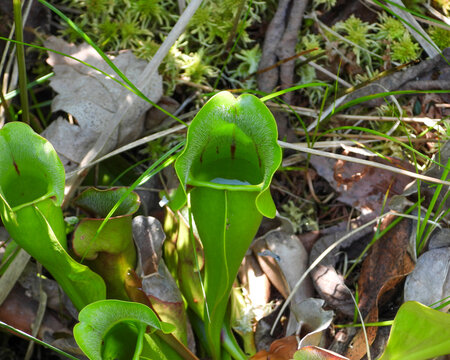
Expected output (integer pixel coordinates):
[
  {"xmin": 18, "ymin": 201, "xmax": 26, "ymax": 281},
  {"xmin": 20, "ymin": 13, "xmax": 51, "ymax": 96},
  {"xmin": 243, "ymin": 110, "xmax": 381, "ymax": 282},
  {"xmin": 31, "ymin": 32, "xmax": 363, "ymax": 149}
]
[
  {"xmin": 0, "ymin": 122, "xmax": 106, "ymax": 310},
  {"xmin": 172, "ymin": 91, "xmax": 282, "ymax": 359}
]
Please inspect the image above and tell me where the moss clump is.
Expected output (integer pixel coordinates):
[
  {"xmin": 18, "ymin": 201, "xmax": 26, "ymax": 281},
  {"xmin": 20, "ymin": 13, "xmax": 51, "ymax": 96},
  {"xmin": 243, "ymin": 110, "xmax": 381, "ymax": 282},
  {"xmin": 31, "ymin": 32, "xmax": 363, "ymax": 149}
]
[
  {"xmin": 391, "ymin": 33, "xmax": 421, "ymax": 63},
  {"xmin": 429, "ymin": 26, "xmax": 450, "ymax": 50}
]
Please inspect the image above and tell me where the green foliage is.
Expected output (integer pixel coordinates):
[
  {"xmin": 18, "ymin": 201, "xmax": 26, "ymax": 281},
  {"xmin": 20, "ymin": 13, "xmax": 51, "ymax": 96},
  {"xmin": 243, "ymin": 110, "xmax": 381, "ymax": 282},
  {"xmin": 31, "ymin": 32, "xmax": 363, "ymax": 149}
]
[
  {"xmin": 72, "ymin": 187, "xmax": 140, "ymax": 300},
  {"xmin": 229, "ymin": 44, "xmax": 262, "ymax": 88},
  {"xmin": 378, "ymin": 301, "xmax": 450, "ymax": 360},
  {"xmin": 294, "ymin": 33, "xmax": 327, "ymax": 106},
  {"xmin": 312, "ymin": 0, "xmax": 337, "ymax": 10},
  {"xmin": 280, "ymin": 200, "xmax": 318, "ymax": 233},
  {"xmin": 73, "ymin": 300, "xmax": 178, "ymax": 360},
  {"xmin": 178, "ymin": 48, "xmax": 217, "ymax": 85}
]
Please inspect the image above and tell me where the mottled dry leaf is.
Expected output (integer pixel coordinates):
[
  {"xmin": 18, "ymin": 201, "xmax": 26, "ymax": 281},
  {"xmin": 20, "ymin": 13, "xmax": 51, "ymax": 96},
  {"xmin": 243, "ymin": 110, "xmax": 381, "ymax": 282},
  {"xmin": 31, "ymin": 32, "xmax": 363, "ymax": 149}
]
[
  {"xmin": 131, "ymin": 216, "xmax": 194, "ymax": 350},
  {"xmin": 132, "ymin": 216, "xmax": 165, "ymax": 276},
  {"xmin": 346, "ymin": 216, "xmax": 415, "ymax": 360},
  {"xmin": 253, "ymin": 230, "xmax": 313, "ymax": 302},
  {"xmin": 309, "ymin": 155, "xmax": 414, "ymax": 214},
  {"xmin": 238, "ymin": 254, "xmax": 271, "ymax": 319},
  {"xmin": 43, "ymin": 36, "xmax": 162, "ymax": 170},
  {"xmin": 251, "ymin": 336, "xmax": 298, "ymax": 360}
]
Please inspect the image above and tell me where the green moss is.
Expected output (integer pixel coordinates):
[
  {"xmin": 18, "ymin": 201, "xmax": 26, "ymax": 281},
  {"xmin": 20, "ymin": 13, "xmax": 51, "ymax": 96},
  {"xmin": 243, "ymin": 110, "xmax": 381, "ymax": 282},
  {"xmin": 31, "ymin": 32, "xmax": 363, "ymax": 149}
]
[
  {"xmin": 97, "ymin": 20, "xmax": 120, "ymax": 47},
  {"xmin": 378, "ymin": 13, "xmax": 405, "ymax": 41},
  {"xmin": 179, "ymin": 49, "xmax": 216, "ymax": 85},
  {"xmin": 391, "ymin": 33, "xmax": 421, "ymax": 63},
  {"xmin": 334, "ymin": 15, "xmax": 379, "ymax": 65},
  {"xmin": 429, "ymin": 26, "xmax": 450, "ymax": 50},
  {"xmin": 313, "ymin": 0, "xmax": 337, "ymax": 10},
  {"xmin": 54, "ymin": 0, "xmax": 275, "ymax": 91},
  {"xmin": 299, "ymin": 33, "xmax": 323, "ymax": 56}
]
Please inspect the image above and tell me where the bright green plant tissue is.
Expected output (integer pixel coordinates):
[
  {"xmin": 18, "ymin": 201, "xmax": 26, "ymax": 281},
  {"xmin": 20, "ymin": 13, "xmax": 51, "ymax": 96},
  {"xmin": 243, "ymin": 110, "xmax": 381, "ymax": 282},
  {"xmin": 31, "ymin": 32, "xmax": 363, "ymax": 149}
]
[
  {"xmin": 0, "ymin": 122, "xmax": 105, "ymax": 310},
  {"xmin": 173, "ymin": 91, "xmax": 282, "ymax": 359},
  {"xmin": 74, "ymin": 299, "xmax": 179, "ymax": 360},
  {"xmin": 72, "ymin": 187, "xmax": 140, "ymax": 300},
  {"xmin": 379, "ymin": 301, "xmax": 450, "ymax": 360}
]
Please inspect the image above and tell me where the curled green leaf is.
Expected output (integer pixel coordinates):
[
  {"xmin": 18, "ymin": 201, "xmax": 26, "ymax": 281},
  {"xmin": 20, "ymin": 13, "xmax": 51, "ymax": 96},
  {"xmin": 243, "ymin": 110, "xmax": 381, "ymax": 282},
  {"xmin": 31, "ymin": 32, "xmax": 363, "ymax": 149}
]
[{"xmin": 74, "ymin": 299, "xmax": 176, "ymax": 360}]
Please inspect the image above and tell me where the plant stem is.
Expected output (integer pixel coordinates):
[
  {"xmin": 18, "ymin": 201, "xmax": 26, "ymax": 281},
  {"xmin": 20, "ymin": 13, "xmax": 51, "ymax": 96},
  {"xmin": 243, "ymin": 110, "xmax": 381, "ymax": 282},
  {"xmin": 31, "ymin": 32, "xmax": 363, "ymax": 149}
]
[{"xmin": 13, "ymin": 0, "xmax": 30, "ymax": 124}]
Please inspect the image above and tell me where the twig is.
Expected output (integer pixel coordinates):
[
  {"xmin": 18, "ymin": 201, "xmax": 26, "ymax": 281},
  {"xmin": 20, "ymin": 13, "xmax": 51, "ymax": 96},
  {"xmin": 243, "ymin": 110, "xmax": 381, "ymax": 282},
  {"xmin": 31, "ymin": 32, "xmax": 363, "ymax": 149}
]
[
  {"xmin": 257, "ymin": 0, "xmax": 291, "ymax": 93},
  {"xmin": 276, "ymin": 0, "xmax": 309, "ymax": 103},
  {"xmin": 278, "ymin": 140, "xmax": 450, "ymax": 186}
]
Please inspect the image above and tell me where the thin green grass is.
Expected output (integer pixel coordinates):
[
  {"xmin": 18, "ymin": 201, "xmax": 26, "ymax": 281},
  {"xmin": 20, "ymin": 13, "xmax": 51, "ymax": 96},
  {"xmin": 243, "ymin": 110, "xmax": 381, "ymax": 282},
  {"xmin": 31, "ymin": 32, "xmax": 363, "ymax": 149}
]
[
  {"xmin": 12, "ymin": 0, "xmax": 29, "ymax": 124},
  {"xmin": 416, "ymin": 159, "xmax": 450, "ymax": 253},
  {"xmin": 0, "ymin": 321, "xmax": 79, "ymax": 360},
  {"xmin": 0, "ymin": 72, "xmax": 54, "ymax": 104},
  {"xmin": 320, "ymin": 125, "xmax": 444, "ymax": 167}
]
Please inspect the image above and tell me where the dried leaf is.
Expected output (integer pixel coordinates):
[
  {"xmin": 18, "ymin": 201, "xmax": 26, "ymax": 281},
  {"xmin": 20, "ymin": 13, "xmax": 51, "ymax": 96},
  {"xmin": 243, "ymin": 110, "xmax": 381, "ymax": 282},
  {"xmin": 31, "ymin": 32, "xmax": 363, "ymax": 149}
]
[
  {"xmin": 254, "ymin": 230, "xmax": 313, "ymax": 302},
  {"xmin": 251, "ymin": 336, "xmax": 298, "ymax": 360},
  {"xmin": 253, "ymin": 230, "xmax": 314, "ymax": 335},
  {"xmin": 0, "ymin": 285, "xmax": 69, "ymax": 339},
  {"xmin": 309, "ymin": 215, "xmax": 375, "ymax": 316},
  {"xmin": 131, "ymin": 216, "xmax": 193, "ymax": 349},
  {"xmin": 238, "ymin": 254, "xmax": 271, "ymax": 317},
  {"xmin": 294, "ymin": 298, "xmax": 334, "ymax": 348},
  {"xmin": 346, "ymin": 216, "xmax": 415, "ymax": 359},
  {"xmin": 309, "ymin": 155, "xmax": 413, "ymax": 214},
  {"xmin": 132, "ymin": 216, "xmax": 165, "ymax": 276},
  {"xmin": 43, "ymin": 36, "xmax": 162, "ymax": 169},
  {"xmin": 404, "ymin": 245, "xmax": 450, "ymax": 312}
]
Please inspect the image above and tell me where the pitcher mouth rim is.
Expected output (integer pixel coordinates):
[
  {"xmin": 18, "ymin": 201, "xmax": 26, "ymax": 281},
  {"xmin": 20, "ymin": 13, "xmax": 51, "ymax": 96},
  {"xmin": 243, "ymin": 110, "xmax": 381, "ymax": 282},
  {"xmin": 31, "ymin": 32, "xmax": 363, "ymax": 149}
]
[{"xmin": 186, "ymin": 178, "xmax": 263, "ymax": 192}]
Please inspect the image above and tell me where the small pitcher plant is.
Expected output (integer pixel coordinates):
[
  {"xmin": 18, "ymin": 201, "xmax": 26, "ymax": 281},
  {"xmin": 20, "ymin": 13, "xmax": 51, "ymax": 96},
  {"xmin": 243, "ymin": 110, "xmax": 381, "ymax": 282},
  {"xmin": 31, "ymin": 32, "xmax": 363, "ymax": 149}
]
[{"xmin": 172, "ymin": 91, "xmax": 282, "ymax": 359}]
